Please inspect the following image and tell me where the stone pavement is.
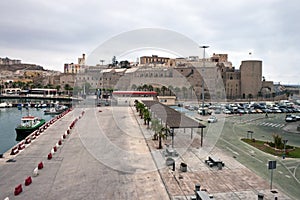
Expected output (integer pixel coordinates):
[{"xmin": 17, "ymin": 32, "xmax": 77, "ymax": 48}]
[{"xmin": 132, "ymin": 106, "xmax": 292, "ymax": 200}]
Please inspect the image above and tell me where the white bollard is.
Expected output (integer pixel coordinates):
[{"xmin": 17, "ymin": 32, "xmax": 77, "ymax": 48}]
[
  {"xmin": 50, "ymin": 148, "xmax": 55, "ymax": 154},
  {"xmin": 33, "ymin": 167, "xmax": 39, "ymax": 177}
]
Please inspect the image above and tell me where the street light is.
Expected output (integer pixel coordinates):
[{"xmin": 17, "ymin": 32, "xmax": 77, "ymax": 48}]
[
  {"xmin": 283, "ymin": 139, "xmax": 288, "ymax": 159},
  {"xmin": 200, "ymin": 45, "xmax": 209, "ymax": 115}
]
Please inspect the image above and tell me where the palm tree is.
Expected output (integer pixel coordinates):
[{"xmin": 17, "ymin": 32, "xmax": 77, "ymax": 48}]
[
  {"xmin": 135, "ymin": 102, "xmax": 145, "ymax": 118},
  {"xmin": 161, "ymin": 86, "xmax": 167, "ymax": 96},
  {"xmin": 143, "ymin": 108, "xmax": 151, "ymax": 127},
  {"xmin": 64, "ymin": 84, "xmax": 73, "ymax": 96},
  {"xmin": 174, "ymin": 87, "xmax": 181, "ymax": 97},
  {"xmin": 155, "ymin": 87, "xmax": 161, "ymax": 95},
  {"xmin": 148, "ymin": 85, "xmax": 154, "ymax": 91},
  {"xmin": 157, "ymin": 125, "xmax": 168, "ymax": 149},
  {"xmin": 142, "ymin": 84, "xmax": 149, "ymax": 91},
  {"xmin": 131, "ymin": 84, "xmax": 137, "ymax": 91},
  {"xmin": 182, "ymin": 86, "xmax": 188, "ymax": 99},
  {"xmin": 151, "ymin": 118, "xmax": 160, "ymax": 140},
  {"xmin": 168, "ymin": 85, "xmax": 174, "ymax": 96},
  {"xmin": 56, "ymin": 85, "xmax": 61, "ymax": 95}
]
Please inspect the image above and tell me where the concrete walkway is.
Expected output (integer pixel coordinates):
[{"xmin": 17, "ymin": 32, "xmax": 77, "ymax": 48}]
[{"xmin": 0, "ymin": 106, "xmax": 169, "ymax": 200}]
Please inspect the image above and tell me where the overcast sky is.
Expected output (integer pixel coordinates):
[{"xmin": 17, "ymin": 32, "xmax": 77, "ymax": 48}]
[{"xmin": 0, "ymin": 0, "xmax": 299, "ymax": 84}]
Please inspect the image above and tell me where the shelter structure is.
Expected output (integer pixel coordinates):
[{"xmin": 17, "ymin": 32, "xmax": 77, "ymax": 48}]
[{"xmin": 142, "ymin": 100, "xmax": 206, "ymax": 147}]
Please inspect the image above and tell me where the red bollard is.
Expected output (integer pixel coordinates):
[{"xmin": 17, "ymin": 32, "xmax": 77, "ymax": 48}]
[
  {"xmin": 25, "ymin": 138, "xmax": 31, "ymax": 144},
  {"xmin": 25, "ymin": 176, "xmax": 32, "ymax": 186},
  {"xmin": 53, "ymin": 146, "xmax": 57, "ymax": 152},
  {"xmin": 11, "ymin": 147, "xmax": 19, "ymax": 155},
  {"xmin": 14, "ymin": 184, "xmax": 22, "ymax": 195},
  {"xmin": 47, "ymin": 153, "xmax": 52, "ymax": 160},
  {"xmin": 38, "ymin": 162, "xmax": 44, "ymax": 169},
  {"xmin": 58, "ymin": 140, "xmax": 62, "ymax": 145}
]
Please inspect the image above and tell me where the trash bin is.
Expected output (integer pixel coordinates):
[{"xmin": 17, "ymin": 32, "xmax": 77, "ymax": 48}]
[
  {"xmin": 180, "ymin": 162, "xmax": 187, "ymax": 172},
  {"xmin": 217, "ymin": 163, "xmax": 223, "ymax": 170},
  {"xmin": 166, "ymin": 157, "xmax": 175, "ymax": 166},
  {"xmin": 258, "ymin": 193, "xmax": 264, "ymax": 200}
]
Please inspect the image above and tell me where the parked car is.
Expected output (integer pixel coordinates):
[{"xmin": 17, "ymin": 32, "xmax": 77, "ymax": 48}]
[
  {"xmin": 208, "ymin": 116, "xmax": 218, "ymax": 123},
  {"xmin": 285, "ymin": 114, "xmax": 297, "ymax": 122}
]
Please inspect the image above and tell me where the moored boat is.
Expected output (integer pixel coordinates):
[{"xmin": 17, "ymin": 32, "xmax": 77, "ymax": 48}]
[
  {"xmin": 44, "ymin": 107, "xmax": 63, "ymax": 115},
  {"xmin": 15, "ymin": 116, "xmax": 46, "ymax": 141}
]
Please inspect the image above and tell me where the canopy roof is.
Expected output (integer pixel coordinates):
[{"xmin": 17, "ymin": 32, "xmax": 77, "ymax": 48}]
[{"xmin": 142, "ymin": 100, "xmax": 206, "ymax": 129}]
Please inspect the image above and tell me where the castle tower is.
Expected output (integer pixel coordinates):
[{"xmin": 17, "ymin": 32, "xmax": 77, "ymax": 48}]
[{"xmin": 240, "ymin": 60, "xmax": 262, "ymax": 99}]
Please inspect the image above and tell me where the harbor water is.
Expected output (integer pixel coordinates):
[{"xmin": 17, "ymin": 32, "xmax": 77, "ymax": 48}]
[{"xmin": 0, "ymin": 107, "xmax": 53, "ymax": 154}]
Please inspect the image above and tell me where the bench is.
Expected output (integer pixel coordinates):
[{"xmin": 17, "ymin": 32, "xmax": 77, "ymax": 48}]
[
  {"xmin": 205, "ymin": 156, "xmax": 225, "ymax": 168},
  {"xmin": 165, "ymin": 148, "xmax": 179, "ymax": 157}
]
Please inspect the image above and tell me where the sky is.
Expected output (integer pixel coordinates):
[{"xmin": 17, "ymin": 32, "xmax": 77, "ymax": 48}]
[{"xmin": 0, "ymin": 0, "xmax": 299, "ymax": 84}]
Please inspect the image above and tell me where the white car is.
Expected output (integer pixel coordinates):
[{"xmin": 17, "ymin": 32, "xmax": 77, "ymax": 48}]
[{"xmin": 208, "ymin": 116, "xmax": 218, "ymax": 123}]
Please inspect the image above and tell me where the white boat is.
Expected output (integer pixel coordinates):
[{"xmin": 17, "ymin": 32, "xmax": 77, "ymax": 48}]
[{"xmin": 0, "ymin": 102, "xmax": 12, "ymax": 108}]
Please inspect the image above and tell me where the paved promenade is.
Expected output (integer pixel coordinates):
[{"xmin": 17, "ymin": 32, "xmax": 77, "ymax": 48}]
[
  {"xmin": 0, "ymin": 106, "xmax": 169, "ymax": 200},
  {"xmin": 0, "ymin": 104, "xmax": 292, "ymax": 200}
]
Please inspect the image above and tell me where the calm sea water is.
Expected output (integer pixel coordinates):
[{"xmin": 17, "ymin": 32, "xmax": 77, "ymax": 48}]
[{"xmin": 0, "ymin": 107, "xmax": 53, "ymax": 154}]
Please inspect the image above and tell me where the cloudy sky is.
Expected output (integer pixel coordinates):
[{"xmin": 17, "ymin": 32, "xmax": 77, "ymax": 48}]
[{"xmin": 0, "ymin": 0, "xmax": 299, "ymax": 84}]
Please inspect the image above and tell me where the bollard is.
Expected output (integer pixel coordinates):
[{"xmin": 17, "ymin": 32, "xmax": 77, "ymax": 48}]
[
  {"xmin": 14, "ymin": 184, "xmax": 22, "ymax": 196},
  {"xmin": 48, "ymin": 153, "xmax": 52, "ymax": 160},
  {"xmin": 258, "ymin": 193, "xmax": 264, "ymax": 200},
  {"xmin": 33, "ymin": 167, "xmax": 39, "ymax": 177},
  {"xmin": 25, "ymin": 176, "xmax": 32, "ymax": 186},
  {"xmin": 10, "ymin": 147, "xmax": 19, "ymax": 155},
  {"xmin": 38, "ymin": 162, "xmax": 43, "ymax": 169},
  {"xmin": 25, "ymin": 138, "xmax": 31, "ymax": 144}
]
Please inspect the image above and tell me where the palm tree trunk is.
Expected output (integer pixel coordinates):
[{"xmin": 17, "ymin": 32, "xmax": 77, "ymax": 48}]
[{"xmin": 158, "ymin": 136, "xmax": 162, "ymax": 149}]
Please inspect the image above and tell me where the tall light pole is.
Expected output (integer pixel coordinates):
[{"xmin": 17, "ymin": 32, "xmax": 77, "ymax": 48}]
[
  {"xmin": 283, "ymin": 139, "xmax": 288, "ymax": 159},
  {"xmin": 200, "ymin": 45, "xmax": 209, "ymax": 115},
  {"xmin": 100, "ymin": 60, "xmax": 105, "ymax": 66}
]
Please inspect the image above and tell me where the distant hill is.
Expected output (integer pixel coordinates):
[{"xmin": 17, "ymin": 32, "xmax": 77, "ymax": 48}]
[{"xmin": 0, "ymin": 63, "xmax": 45, "ymax": 72}]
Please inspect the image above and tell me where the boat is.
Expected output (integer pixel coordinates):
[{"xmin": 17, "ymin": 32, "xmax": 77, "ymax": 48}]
[
  {"xmin": 15, "ymin": 116, "xmax": 46, "ymax": 141},
  {"xmin": 0, "ymin": 102, "xmax": 13, "ymax": 108},
  {"xmin": 44, "ymin": 107, "xmax": 64, "ymax": 115}
]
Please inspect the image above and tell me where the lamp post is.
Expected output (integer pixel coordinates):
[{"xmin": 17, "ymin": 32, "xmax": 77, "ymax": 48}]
[
  {"xmin": 200, "ymin": 45, "xmax": 209, "ymax": 115},
  {"xmin": 100, "ymin": 60, "xmax": 105, "ymax": 66},
  {"xmin": 283, "ymin": 139, "xmax": 288, "ymax": 159}
]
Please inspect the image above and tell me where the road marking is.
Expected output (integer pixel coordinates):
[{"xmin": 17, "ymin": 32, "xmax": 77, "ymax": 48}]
[
  {"xmin": 278, "ymin": 171, "xmax": 283, "ymax": 174},
  {"xmin": 226, "ymin": 147, "xmax": 239, "ymax": 155},
  {"xmin": 285, "ymin": 175, "xmax": 291, "ymax": 179}
]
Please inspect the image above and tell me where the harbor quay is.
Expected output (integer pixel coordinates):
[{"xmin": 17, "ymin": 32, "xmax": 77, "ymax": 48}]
[
  {"xmin": 0, "ymin": 106, "xmax": 169, "ymax": 200},
  {"xmin": 0, "ymin": 104, "xmax": 291, "ymax": 200}
]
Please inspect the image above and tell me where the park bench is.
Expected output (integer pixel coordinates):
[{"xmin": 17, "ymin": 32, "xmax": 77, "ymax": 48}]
[
  {"xmin": 164, "ymin": 148, "xmax": 179, "ymax": 157},
  {"xmin": 205, "ymin": 156, "xmax": 225, "ymax": 168}
]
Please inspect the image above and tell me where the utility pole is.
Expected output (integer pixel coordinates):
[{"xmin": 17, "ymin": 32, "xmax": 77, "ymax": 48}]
[{"xmin": 200, "ymin": 45, "xmax": 209, "ymax": 115}]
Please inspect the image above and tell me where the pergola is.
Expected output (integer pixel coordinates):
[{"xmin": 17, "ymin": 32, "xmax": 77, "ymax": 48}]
[{"xmin": 142, "ymin": 100, "xmax": 206, "ymax": 147}]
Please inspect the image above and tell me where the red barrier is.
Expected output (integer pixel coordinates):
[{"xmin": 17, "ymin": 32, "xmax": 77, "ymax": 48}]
[
  {"xmin": 10, "ymin": 147, "xmax": 19, "ymax": 155},
  {"xmin": 38, "ymin": 162, "xmax": 43, "ymax": 169},
  {"xmin": 35, "ymin": 131, "xmax": 40, "ymax": 136},
  {"xmin": 25, "ymin": 176, "xmax": 32, "ymax": 186},
  {"xmin": 18, "ymin": 142, "xmax": 25, "ymax": 150},
  {"xmin": 67, "ymin": 129, "xmax": 70, "ymax": 135},
  {"xmin": 25, "ymin": 138, "xmax": 31, "ymax": 144},
  {"xmin": 58, "ymin": 140, "xmax": 62, "ymax": 145},
  {"xmin": 14, "ymin": 184, "xmax": 22, "ymax": 195},
  {"xmin": 53, "ymin": 146, "xmax": 57, "ymax": 152},
  {"xmin": 31, "ymin": 134, "xmax": 36, "ymax": 140},
  {"xmin": 47, "ymin": 153, "xmax": 52, "ymax": 160},
  {"xmin": 62, "ymin": 134, "xmax": 66, "ymax": 139}
]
